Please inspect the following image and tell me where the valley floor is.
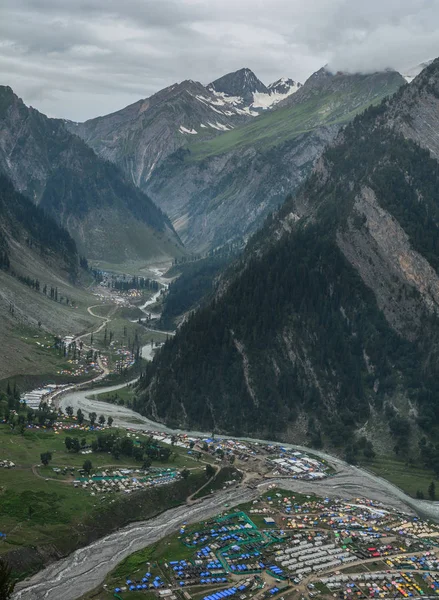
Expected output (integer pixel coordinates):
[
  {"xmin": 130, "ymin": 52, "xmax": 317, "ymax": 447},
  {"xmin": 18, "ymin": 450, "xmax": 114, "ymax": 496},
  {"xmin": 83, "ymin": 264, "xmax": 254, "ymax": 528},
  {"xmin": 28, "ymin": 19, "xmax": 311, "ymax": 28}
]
[
  {"xmin": 77, "ymin": 488, "xmax": 439, "ymax": 600},
  {"xmin": 0, "ymin": 421, "xmax": 214, "ymax": 581},
  {"xmin": 4, "ymin": 265, "xmax": 439, "ymax": 600}
]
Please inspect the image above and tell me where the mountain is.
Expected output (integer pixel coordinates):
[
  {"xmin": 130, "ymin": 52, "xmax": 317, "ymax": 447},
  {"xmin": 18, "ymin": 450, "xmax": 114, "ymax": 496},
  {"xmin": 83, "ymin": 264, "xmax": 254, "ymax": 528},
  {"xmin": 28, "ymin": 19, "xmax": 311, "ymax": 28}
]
[
  {"xmin": 0, "ymin": 175, "xmax": 97, "ymax": 381},
  {"xmin": 402, "ymin": 59, "xmax": 434, "ymax": 83},
  {"xmin": 64, "ymin": 68, "xmax": 302, "ymax": 196},
  {"xmin": 208, "ymin": 67, "xmax": 269, "ymax": 102},
  {"xmin": 207, "ymin": 69, "xmax": 301, "ymax": 111},
  {"xmin": 67, "ymin": 67, "xmax": 403, "ymax": 253},
  {"xmin": 0, "ymin": 86, "xmax": 184, "ymax": 264},
  {"xmin": 136, "ymin": 58, "xmax": 439, "ymax": 462},
  {"xmin": 144, "ymin": 69, "xmax": 405, "ymax": 251},
  {"xmin": 66, "ymin": 78, "xmax": 257, "ymax": 192}
]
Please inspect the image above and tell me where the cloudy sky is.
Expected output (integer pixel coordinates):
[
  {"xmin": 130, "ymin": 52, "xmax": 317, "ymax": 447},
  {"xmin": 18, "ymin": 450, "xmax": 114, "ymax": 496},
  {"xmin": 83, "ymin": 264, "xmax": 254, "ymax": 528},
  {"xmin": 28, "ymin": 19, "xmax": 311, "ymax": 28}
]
[{"xmin": 1, "ymin": 0, "xmax": 438, "ymax": 121}]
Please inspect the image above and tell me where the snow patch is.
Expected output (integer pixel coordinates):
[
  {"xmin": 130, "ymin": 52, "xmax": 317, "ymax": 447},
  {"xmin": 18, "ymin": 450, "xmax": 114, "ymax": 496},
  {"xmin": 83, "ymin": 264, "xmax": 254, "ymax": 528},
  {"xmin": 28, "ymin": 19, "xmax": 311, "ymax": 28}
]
[
  {"xmin": 207, "ymin": 121, "xmax": 223, "ymax": 131},
  {"xmin": 215, "ymin": 122, "xmax": 232, "ymax": 131},
  {"xmin": 252, "ymin": 84, "xmax": 300, "ymax": 109},
  {"xmin": 195, "ymin": 92, "xmax": 239, "ymax": 116},
  {"xmin": 144, "ymin": 157, "xmax": 158, "ymax": 182},
  {"xmin": 207, "ymin": 122, "xmax": 232, "ymax": 131},
  {"xmin": 179, "ymin": 126, "xmax": 197, "ymax": 135},
  {"xmin": 195, "ymin": 95, "xmax": 210, "ymax": 106},
  {"xmin": 235, "ymin": 106, "xmax": 259, "ymax": 117},
  {"xmin": 210, "ymin": 90, "xmax": 244, "ymax": 106}
]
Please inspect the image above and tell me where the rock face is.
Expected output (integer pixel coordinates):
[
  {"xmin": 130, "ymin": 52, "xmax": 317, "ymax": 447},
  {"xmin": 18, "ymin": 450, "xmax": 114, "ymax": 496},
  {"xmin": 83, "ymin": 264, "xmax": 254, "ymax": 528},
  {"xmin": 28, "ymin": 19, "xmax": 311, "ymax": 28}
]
[
  {"xmin": 208, "ymin": 67, "xmax": 269, "ymax": 102},
  {"xmin": 137, "ymin": 58, "xmax": 439, "ymax": 457},
  {"xmin": 145, "ymin": 124, "xmax": 340, "ymax": 252},
  {"xmin": 384, "ymin": 66, "xmax": 439, "ymax": 160},
  {"xmin": 336, "ymin": 187, "xmax": 431, "ymax": 338},
  {"xmin": 0, "ymin": 86, "xmax": 184, "ymax": 263}
]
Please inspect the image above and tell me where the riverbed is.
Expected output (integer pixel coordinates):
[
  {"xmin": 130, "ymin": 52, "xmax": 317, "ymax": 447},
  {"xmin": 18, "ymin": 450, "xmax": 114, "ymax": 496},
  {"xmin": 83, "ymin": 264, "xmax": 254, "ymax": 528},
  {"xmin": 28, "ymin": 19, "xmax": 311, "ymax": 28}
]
[
  {"xmin": 13, "ymin": 368, "xmax": 433, "ymax": 600},
  {"xmin": 13, "ymin": 464, "xmax": 438, "ymax": 600},
  {"xmin": 12, "ymin": 271, "xmax": 439, "ymax": 599},
  {"xmin": 57, "ymin": 373, "xmax": 439, "ymax": 520}
]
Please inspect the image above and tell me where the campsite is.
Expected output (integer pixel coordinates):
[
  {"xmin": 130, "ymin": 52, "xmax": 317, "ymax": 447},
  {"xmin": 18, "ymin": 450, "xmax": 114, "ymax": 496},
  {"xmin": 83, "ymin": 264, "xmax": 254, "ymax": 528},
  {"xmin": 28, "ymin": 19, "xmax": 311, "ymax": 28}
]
[
  {"xmin": 0, "ymin": 419, "xmax": 220, "ymax": 579},
  {"xmin": 81, "ymin": 489, "xmax": 439, "ymax": 600}
]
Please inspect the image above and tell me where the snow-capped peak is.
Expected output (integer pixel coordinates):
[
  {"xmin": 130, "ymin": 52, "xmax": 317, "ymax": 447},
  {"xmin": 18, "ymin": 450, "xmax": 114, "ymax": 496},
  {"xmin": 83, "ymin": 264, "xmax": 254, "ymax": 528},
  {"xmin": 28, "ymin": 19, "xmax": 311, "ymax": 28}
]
[
  {"xmin": 252, "ymin": 78, "xmax": 302, "ymax": 110},
  {"xmin": 268, "ymin": 77, "xmax": 301, "ymax": 94},
  {"xmin": 208, "ymin": 68, "xmax": 268, "ymax": 102}
]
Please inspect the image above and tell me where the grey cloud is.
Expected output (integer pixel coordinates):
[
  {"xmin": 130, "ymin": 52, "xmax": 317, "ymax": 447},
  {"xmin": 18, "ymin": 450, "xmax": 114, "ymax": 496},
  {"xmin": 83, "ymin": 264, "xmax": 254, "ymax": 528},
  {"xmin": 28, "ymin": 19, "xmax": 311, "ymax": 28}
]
[{"xmin": 1, "ymin": 0, "xmax": 438, "ymax": 120}]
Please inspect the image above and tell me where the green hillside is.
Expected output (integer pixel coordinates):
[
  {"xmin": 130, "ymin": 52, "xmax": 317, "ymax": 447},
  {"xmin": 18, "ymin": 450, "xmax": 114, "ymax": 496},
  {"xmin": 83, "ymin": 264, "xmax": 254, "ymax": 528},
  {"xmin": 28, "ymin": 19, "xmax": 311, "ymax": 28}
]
[{"xmin": 186, "ymin": 71, "xmax": 405, "ymax": 160}]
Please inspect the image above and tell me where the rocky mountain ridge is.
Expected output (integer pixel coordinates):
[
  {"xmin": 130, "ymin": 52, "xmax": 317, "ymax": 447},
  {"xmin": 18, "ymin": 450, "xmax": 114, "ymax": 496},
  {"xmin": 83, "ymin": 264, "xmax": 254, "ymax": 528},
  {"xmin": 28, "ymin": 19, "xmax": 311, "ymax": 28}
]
[
  {"xmin": 65, "ymin": 68, "xmax": 302, "ymax": 195},
  {"xmin": 208, "ymin": 67, "xmax": 270, "ymax": 101},
  {"xmin": 0, "ymin": 86, "xmax": 184, "ymax": 264},
  {"xmin": 143, "ymin": 69, "xmax": 405, "ymax": 251},
  {"xmin": 402, "ymin": 59, "xmax": 434, "ymax": 83}
]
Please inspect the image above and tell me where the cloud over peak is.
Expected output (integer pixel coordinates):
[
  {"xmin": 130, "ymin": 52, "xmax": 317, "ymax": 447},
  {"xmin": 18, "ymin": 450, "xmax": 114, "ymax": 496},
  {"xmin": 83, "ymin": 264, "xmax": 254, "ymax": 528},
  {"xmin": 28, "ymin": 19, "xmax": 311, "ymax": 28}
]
[{"xmin": 1, "ymin": 0, "xmax": 437, "ymax": 120}]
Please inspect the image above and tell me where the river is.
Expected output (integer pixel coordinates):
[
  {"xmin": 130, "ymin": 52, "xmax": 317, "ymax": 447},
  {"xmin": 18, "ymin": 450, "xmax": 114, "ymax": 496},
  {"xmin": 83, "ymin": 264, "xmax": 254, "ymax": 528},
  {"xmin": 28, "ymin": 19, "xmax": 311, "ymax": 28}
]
[
  {"xmin": 12, "ymin": 461, "xmax": 439, "ymax": 600},
  {"xmin": 56, "ymin": 374, "xmax": 439, "ymax": 522},
  {"xmin": 12, "ymin": 272, "xmax": 439, "ymax": 599},
  {"xmin": 57, "ymin": 382, "xmax": 439, "ymax": 523},
  {"xmin": 14, "ymin": 370, "xmax": 439, "ymax": 600},
  {"xmin": 13, "ymin": 487, "xmax": 262, "ymax": 600}
]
